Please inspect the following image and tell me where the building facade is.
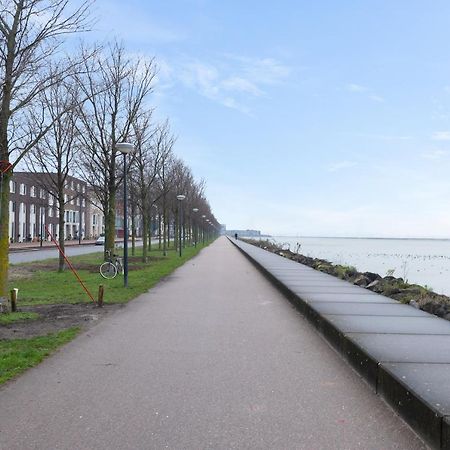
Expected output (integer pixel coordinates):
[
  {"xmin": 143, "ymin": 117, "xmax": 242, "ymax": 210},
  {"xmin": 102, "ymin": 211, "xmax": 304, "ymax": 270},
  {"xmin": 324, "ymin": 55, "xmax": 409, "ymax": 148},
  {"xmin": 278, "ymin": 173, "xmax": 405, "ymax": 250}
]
[{"xmin": 8, "ymin": 172, "xmax": 90, "ymax": 243}]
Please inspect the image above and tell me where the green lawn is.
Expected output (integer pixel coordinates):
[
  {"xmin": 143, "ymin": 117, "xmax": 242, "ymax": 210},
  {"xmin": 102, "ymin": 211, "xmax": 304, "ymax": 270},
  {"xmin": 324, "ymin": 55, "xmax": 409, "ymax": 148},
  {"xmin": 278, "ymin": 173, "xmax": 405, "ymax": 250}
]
[
  {"xmin": 0, "ymin": 328, "xmax": 80, "ymax": 384},
  {"xmin": 0, "ymin": 312, "xmax": 40, "ymax": 324},
  {"xmin": 9, "ymin": 243, "xmax": 210, "ymax": 305}
]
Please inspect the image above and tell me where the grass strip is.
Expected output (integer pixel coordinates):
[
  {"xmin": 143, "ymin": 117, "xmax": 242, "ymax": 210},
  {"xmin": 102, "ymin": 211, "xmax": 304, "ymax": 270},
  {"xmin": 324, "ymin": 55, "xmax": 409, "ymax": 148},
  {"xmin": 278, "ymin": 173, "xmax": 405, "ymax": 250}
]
[
  {"xmin": 9, "ymin": 243, "xmax": 210, "ymax": 305},
  {"xmin": 0, "ymin": 328, "xmax": 80, "ymax": 384},
  {"xmin": 0, "ymin": 312, "xmax": 39, "ymax": 324}
]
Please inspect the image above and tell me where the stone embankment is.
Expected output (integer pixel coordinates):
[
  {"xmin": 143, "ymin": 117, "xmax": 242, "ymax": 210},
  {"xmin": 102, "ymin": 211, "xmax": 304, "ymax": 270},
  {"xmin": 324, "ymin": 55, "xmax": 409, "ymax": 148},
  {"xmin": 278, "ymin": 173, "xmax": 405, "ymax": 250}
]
[{"xmin": 244, "ymin": 239, "xmax": 450, "ymax": 321}]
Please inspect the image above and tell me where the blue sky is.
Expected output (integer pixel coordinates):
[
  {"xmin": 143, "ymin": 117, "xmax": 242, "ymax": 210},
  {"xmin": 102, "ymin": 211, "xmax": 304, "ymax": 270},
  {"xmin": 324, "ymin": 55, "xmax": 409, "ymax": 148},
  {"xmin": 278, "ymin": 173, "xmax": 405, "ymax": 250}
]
[{"xmin": 87, "ymin": 0, "xmax": 450, "ymax": 237}]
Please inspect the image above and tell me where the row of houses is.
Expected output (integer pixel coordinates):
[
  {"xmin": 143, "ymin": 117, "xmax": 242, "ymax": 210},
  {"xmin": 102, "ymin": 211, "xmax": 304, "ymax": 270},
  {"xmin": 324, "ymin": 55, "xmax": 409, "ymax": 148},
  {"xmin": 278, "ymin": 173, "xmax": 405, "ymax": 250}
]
[{"xmin": 8, "ymin": 172, "xmax": 105, "ymax": 243}]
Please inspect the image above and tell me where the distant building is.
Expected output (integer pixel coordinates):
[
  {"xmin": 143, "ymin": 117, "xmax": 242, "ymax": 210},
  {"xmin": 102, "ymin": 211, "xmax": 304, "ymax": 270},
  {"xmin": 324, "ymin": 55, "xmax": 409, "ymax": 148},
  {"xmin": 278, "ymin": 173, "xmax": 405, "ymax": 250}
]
[
  {"xmin": 219, "ymin": 224, "xmax": 226, "ymax": 235},
  {"xmin": 225, "ymin": 229, "xmax": 261, "ymax": 238}
]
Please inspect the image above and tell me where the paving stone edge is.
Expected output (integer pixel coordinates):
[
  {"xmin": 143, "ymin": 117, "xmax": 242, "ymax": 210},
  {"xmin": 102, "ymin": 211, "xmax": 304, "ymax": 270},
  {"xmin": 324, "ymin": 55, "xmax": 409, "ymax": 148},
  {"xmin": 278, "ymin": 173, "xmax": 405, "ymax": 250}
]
[{"xmin": 228, "ymin": 237, "xmax": 447, "ymax": 449}]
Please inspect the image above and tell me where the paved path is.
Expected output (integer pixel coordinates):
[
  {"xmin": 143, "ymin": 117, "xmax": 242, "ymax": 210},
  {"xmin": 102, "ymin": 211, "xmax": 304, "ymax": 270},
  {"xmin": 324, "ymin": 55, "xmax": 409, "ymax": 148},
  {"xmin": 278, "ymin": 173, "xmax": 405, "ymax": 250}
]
[{"xmin": 0, "ymin": 237, "xmax": 426, "ymax": 449}]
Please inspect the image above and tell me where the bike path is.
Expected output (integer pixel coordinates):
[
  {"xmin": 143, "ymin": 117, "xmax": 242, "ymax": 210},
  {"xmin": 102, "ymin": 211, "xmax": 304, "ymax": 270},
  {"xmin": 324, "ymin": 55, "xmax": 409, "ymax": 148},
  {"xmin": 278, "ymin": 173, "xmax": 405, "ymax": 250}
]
[{"xmin": 0, "ymin": 237, "xmax": 425, "ymax": 449}]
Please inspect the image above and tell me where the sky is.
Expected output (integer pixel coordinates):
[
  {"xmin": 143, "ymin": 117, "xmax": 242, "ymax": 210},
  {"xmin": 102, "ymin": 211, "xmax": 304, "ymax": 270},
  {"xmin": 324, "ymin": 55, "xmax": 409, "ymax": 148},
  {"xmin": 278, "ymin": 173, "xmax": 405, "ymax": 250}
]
[{"xmin": 78, "ymin": 0, "xmax": 450, "ymax": 238}]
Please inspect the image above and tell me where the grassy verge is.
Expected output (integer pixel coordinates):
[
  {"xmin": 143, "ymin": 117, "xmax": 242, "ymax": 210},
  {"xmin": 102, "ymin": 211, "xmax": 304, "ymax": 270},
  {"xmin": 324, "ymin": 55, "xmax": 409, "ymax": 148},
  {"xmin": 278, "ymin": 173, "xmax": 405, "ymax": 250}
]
[
  {"xmin": 9, "ymin": 243, "xmax": 210, "ymax": 305},
  {"xmin": 0, "ymin": 328, "xmax": 80, "ymax": 384},
  {"xmin": 0, "ymin": 312, "xmax": 40, "ymax": 324}
]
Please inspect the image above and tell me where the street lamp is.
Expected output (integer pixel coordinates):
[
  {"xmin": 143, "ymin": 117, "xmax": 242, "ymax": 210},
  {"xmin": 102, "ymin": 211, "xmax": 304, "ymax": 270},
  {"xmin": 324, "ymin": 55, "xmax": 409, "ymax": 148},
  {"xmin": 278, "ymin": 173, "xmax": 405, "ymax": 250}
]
[
  {"xmin": 192, "ymin": 208, "xmax": 199, "ymax": 247},
  {"xmin": 201, "ymin": 215, "xmax": 206, "ymax": 244},
  {"xmin": 116, "ymin": 142, "xmax": 135, "ymax": 287},
  {"xmin": 176, "ymin": 194, "xmax": 185, "ymax": 256}
]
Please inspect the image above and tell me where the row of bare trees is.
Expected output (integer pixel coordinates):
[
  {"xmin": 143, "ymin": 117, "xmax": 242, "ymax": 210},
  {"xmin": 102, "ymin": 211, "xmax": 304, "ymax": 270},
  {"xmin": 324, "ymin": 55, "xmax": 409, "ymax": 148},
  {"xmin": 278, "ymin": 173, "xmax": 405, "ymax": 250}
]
[{"xmin": 0, "ymin": 0, "xmax": 219, "ymax": 301}]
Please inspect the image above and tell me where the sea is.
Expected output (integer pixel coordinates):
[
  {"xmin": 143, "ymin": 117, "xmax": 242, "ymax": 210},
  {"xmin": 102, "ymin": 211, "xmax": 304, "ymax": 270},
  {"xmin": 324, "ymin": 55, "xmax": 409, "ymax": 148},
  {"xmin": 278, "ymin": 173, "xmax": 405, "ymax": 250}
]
[{"xmin": 258, "ymin": 236, "xmax": 450, "ymax": 296}]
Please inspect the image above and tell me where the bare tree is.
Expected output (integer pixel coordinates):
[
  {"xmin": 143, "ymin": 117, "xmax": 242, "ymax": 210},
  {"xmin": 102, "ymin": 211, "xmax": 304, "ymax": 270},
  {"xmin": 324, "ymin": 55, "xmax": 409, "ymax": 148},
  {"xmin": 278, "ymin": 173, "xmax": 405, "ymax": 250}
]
[
  {"xmin": 24, "ymin": 79, "xmax": 83, "ymax": 271},
  {"xmin": 76, "ymin": 42, "xmax": 155, "ymax": 258},
  {"xmin": 0, "ymin": 0, "xmax": 91, "ymax": 301}
]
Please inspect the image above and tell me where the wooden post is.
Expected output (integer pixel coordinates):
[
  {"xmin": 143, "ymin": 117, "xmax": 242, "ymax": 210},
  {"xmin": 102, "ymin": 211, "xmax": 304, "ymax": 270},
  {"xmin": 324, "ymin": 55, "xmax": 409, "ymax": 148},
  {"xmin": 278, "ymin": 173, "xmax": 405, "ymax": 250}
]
[
  {"xmin": 10, "ymin": 288, "xmax": 18, "ymax": 312},
  {"xmin": 98, "ymin": 285, "xmax": 104, "ymax": 308}
]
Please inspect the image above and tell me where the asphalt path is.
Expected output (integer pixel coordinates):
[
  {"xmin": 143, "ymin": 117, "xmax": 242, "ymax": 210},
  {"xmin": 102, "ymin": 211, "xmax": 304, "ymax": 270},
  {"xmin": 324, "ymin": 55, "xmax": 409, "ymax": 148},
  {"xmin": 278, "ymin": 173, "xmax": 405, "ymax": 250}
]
[
  {"xmin": 0, "ymin": 237, "xmax": 426, "ymax": 449},
  {"xmin": 9, "ymin": 241, "xmax": 151, "ymax": 264}
]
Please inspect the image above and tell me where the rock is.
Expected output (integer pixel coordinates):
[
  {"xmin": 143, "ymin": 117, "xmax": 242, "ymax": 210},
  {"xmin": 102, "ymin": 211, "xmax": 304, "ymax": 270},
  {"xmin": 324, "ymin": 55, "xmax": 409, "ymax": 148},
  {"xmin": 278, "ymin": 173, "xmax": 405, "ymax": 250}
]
[
  {"xmin": 444, "ymin": 312, "xmax": 450, "ymax": 321},
  {"xmin": 409, "ymin": 300, "xmax": 420, "ymax": 309},
  {"xmin": 353, "ymin": 275, "xmax": 370, "ymax": 287},
  {"xmin": 366, "ymin": 279, "xmax": 380, "ymax": 289},
  {"xmin": 362, "ymin": 272, "xmax": 381, "ymax": 282}
]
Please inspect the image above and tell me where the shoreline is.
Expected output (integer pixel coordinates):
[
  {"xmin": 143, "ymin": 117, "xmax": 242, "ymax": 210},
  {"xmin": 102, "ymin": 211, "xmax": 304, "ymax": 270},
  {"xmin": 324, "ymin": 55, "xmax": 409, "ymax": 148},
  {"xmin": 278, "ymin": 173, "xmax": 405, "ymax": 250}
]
[{"xmin": 244, "ymin": 238, "xmax": 450, "ymax": 321}]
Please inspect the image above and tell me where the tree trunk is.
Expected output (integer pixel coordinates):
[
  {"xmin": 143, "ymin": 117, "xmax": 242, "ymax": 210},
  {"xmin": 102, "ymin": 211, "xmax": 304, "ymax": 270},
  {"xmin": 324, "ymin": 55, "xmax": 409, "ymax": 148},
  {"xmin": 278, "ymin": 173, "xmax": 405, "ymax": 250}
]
[
  {"xmin": 148, "ymin": 214, "xmax": 152, "ymax": 253},
  {"xmin": 0, "ymin": 171, "xmax": 11, "ymax": 304},
  {"xmin": 105, "ymin": 192, "xmax": 116, "ymax": 259},
  {"xmin": 142, "ymin": 214, "xmax": 148, "ymax": 262},
  {"xmin": 162, "ymin": 207, "xmax": 167, "ymax": 256},
  {"xmin": 58, "ymin": 194, "xmax": 65, "ymax": 272},
  {"xmin": 131, "ymin": 204, "xmax": 136, "ymax": 257},
  {"xmin": 158, "ymin": 214, "xmax": 162, "ymax": 250}
]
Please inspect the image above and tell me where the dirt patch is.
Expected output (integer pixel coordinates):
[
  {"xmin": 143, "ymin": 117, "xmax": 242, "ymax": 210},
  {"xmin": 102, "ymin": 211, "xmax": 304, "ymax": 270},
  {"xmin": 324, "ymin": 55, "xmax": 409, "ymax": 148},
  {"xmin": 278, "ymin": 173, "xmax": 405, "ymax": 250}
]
[{"xmin": 0, "ymin": 303, "xmax": 125, "ymax": 339}]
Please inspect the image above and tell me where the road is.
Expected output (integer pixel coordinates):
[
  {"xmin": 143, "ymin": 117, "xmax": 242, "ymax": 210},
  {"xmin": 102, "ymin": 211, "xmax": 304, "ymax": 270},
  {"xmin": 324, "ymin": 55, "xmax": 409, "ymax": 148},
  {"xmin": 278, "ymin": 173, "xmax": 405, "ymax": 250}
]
[
  {"xmin": 0, "ymin": 237, "xmax": 426, "ymax": 449},
  {"xmin": 9, "ymin": 240, "xmax": 155, "ymax": 264}
]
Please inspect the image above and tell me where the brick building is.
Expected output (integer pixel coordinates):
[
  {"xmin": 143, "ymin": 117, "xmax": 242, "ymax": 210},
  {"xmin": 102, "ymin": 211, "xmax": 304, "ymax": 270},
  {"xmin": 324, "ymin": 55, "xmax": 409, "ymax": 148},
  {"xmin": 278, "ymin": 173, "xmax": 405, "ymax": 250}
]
[{"xmin": 8, "ymin": 172, "xmax": 91, "ymax": 243}]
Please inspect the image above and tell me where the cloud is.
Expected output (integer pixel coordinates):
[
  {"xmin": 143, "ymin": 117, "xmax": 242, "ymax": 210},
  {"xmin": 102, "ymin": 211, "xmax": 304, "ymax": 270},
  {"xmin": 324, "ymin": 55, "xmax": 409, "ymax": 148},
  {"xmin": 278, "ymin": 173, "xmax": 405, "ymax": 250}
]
[
  {"xmin": 368, "ymin": 94, "xmax": 385, "ymax": 103},
  {"xmin": 167, "ymin": 55, "xmax": 291, "ymax": 113},
  {"xmin": 432, "ymin": 131, "xmax": 450, "ymax": 141},
  {"xmin": 221, "ymin": 77, "xmax": 263, "ymax": 96},
  {"xmin": 346, "ymin": 83, "xmax": 385, "ymax": 103},
  {"xmin": 327, "ymin": 161, "xmax": 357, "ymax": 172},
  {"xmin": 346, "ymin": 83, "xmax": 368, "ymax": 93},
  {"xmin": 421, "ymin": 149, "xmax": 449, "ymax": 160}
]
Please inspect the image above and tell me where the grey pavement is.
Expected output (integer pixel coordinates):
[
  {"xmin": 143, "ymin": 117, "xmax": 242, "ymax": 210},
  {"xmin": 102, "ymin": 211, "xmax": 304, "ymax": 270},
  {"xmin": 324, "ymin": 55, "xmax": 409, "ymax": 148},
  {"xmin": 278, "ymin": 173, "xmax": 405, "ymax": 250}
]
[{"xmin": 0, "ymin": 237, "xmax": 426, "ymax": 449}]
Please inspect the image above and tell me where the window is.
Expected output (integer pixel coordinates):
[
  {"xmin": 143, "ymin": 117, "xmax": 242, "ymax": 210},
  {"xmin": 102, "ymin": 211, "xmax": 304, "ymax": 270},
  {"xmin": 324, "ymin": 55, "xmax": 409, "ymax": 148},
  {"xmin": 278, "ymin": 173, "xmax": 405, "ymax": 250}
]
[
  {"xmin": 76, "ymin": 197, "xmax": 80, "ymax": 206},
  {"xmin": 30, "ymin": 186, "xmax": 36, "ymax": 197},
  {"xmin": 20, "ymin": 183, "xmax": 26, "ymax": 195},
  {"xmin": 64, "ymin": 194, "xmax": 68, "ymax": 203},
  {"xmin": 49, "ymin": 208, "xmax": 53, "ymax": 218},
  {"xmin": 82, "ymin": 199, "xmax": 85, "ymax": 207},
  {"xmin": 82, "ymin": 185, "xmax": 85, "ymax": 193},
  {"xmin": 48, "ymin": 195, "xmax": 53, "ymax": 206},
  {"xmin": 77, "ymin": 183, "xmax": 80, "ymax": 191},
  {"xmin": 11, "ymin": 202, "xmax": 16, "ymax": 212},
  {"xmin": 71, "ymin": 180, "xmax": 74, "ymax": 190},
  {"xmin": 31, "ymin": 204, "xmax": 36, "ymax": 214},
  {"xmin": 93, "ymin": 214, "xmax": 97, "ymax": 225},
  {"xmin": 40, "ymin": 189, "xmax": 45, "ymax": 199},
  {"xmin": 9, "ymin": 181, "xmax": 16, "ymax": 193},
  {"xmin": 65, "ymin": 211, "xmax": 70, "ymax": 222}
]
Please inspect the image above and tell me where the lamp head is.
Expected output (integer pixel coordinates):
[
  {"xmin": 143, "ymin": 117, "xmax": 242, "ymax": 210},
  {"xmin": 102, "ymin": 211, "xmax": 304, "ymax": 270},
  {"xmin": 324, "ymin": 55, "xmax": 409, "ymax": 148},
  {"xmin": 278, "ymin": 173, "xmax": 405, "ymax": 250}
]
[{"xmin": 115, "ymin": 142, "xmax": 135, "ymax": 154}]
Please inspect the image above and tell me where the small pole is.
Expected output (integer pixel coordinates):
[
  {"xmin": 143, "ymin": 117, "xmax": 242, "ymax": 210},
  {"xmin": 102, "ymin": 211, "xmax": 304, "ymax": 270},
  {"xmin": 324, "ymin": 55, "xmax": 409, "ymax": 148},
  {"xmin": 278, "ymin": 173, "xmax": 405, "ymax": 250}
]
[
  {"xmin": 10, "ymin": 288, "xmax": 18, "ymax": 312},
  {"xmin": 98, "ymin": 285, "xmax": 104, "ymax": 308}
]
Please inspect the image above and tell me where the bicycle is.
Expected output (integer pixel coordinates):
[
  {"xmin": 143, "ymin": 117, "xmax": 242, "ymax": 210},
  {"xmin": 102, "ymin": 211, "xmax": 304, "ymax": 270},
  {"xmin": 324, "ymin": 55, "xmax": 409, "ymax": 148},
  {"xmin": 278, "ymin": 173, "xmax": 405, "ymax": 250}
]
[{"xmin": 99, "ymin": 250, "xmax": 123, "ymax": 279}]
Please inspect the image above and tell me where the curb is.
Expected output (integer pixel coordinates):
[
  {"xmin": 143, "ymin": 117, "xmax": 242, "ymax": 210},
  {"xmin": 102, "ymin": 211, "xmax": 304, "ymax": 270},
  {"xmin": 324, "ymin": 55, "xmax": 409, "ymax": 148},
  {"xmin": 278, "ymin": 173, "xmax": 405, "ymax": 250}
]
[{"xmin": 228, "ymin": 237, "xmax": 450, "ymax": 449}]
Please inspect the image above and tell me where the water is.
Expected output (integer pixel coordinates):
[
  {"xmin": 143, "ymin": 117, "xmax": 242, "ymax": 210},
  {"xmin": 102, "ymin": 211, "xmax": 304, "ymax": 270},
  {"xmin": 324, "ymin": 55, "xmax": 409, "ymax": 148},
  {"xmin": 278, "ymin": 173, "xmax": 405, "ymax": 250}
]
[{"xmin": 260, "ymin": 236, "xmax": 450, "ymax": 295}]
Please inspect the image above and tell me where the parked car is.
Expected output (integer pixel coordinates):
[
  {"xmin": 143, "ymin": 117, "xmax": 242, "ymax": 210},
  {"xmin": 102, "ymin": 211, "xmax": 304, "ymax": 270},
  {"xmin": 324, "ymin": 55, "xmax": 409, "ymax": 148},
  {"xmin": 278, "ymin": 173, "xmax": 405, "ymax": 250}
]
[{"xmin": 95, "ymin": 234, "xmax": 105, "ymax": 246}]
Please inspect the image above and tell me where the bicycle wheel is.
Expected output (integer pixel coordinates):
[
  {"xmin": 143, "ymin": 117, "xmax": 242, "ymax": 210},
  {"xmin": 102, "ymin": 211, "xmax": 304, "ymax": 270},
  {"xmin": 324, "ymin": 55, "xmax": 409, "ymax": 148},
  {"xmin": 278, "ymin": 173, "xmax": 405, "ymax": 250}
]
[{"xmin": 100, "ymin": 262, "xmax": 117, "ymax": 279}]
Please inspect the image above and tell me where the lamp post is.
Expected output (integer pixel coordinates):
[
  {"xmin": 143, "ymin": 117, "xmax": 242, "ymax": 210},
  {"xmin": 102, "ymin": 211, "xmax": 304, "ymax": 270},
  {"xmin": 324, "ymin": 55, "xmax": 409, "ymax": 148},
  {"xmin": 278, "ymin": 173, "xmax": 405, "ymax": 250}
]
[
  {"xmin": 116, "ymin": 142, "xmax": 135, "ymax": 287},
  {"xmin": 176, "ymin": 194, "xmax": 186, "ymax": 256},
  {"xmin": 201, "ymin": 215, "xmax": 206, "ymax": 244},
  {"xmin": 192, "ymin": 208, "xmax": 198, "ymax": 247}
]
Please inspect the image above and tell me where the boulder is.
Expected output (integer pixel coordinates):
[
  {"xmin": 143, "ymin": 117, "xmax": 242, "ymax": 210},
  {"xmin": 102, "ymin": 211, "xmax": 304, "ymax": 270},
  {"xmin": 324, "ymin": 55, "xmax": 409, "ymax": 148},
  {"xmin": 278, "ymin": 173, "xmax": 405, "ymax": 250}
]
[
  {"xmin": 362, "ymin": 272, "xmax": 381, "ymax": 282},
  {"xmin": 353, "ymin": 275, "xmax": 371, "ymax": 287}
]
